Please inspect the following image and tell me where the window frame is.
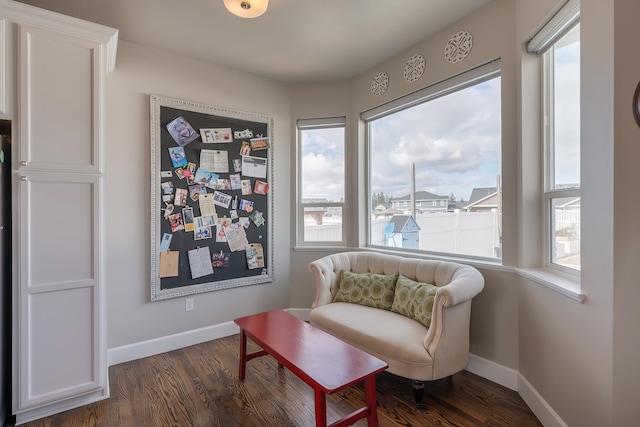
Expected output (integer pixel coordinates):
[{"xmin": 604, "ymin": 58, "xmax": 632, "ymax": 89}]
[
  {"xmin": 296, "ymin": 117, "xmax": 347, "ymax": 247},
  {"xmin": 362, "ymin": 61, "xmax": 502, "ymax": 259},
  {"xmin": 540, "ymin": 15, "xmax": 581, "ymax": 274}
]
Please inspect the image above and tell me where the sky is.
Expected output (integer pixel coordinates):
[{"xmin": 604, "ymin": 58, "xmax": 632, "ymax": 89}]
[
  {"xmin": 300, "ymin": 127, "xmax": 345, "ymax": 201},
  {"xmin": 300, "ymin": 78, "xmax": 501, "ymax": 203},
  {"xmin": 552, "ymin": 25, "xmax": 580, "ymax": 188},
  {"xmin": 369, "ymin": 76, "xmax": 502, "ymax": 202},
  {"xmin": 300, "ymin": 36, "xmax": 579, "ymax": 205}
]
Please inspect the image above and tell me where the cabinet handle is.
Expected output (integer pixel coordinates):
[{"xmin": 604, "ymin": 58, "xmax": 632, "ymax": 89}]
[
  {"xmin": 20, "ymin": 176, "xmax": 27, "ymax": 181},
  {"xmin": 21, "ymin": 161, "xmax": 27, "ymax": 166}
]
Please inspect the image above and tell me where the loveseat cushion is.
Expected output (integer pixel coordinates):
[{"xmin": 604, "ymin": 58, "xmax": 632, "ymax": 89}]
[
  {"xmin": 332, "ymin": 271, "xmax": 398, "ymax": 310},
  {"xmin": 310, "ymin": 302, "xmax": 433, "ymax": 379},
  {"xmin": 391, "ymin": 275, "xmax": 438, "ymax": 327}
]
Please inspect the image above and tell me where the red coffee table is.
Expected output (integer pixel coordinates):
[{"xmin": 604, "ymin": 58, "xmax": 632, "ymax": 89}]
[{"xmin": 234, "ymin": 310, "xmax": 388, "ymax": 427}]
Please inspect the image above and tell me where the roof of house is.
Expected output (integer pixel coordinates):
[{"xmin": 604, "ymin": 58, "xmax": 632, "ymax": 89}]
[
  {"xmin": 388, "ymin": 215, "xmax": 421, "ymax": 233},
  {"xmin": 467, "ymin": 187, "xmax": 497, "ymax": 204},
  {"xmin": 392, "ymin": 191, "xmax": 448, "ymax": 201}
]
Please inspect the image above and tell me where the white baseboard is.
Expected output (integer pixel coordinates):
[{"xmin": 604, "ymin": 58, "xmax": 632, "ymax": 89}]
[
  {"xmin": 465, "ymin": 353, "xmax": 567, "ymax": 427},
  {"xmin": 107, "ymin": 308, "xmax": 565, "ymax": 427},
  {"xmin": 15, "ymin": 388, "xmax": 109, "ymax": 425},
  {"xmin": 286, "ymin": 307, "xmax": 310, "ymax": 321},
  {"xmin": 107, "ymin": 309, "xmax": 307, "ymax": 367},
  {"xmin": 107, "ymin": 321, "xmax": 240, "ymax": 366},
  {"xmin": 466, "ymin": 353, "xmax": 519, "ymax": 390},
  {"xmin": 517, "ymin": 373, "xmax": 568, "ymax": 427}
]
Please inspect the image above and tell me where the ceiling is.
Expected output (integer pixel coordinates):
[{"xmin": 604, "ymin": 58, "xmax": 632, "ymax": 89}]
[{"xmin": 15, "ymin": 0, "xmax": 493, "ymax": 83}]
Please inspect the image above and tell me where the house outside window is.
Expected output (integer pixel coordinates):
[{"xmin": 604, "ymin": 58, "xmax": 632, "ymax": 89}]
[
  {"xmin": 296, "ymin": 117, "xmax": 346, "ymax": 245},
  {"xmin": 363, "ymin": 61, "xmax": 502, "ymax": 259}
]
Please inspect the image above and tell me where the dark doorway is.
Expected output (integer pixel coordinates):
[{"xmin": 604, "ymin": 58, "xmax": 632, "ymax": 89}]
[{"xmin": 0, "ymin": 119, "xmax": 11, "ymax": 426}]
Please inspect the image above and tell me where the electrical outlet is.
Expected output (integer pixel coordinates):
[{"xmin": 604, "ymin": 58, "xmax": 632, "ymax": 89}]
[{"xmin": 185, "ymin": 298, "xmax": 194, "ymax": 312}]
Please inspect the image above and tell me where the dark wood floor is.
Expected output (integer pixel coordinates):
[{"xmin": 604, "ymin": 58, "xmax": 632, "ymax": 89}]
[{"xmin": 19, "ymin": 335, "xmax": 542, "ymax": 426}]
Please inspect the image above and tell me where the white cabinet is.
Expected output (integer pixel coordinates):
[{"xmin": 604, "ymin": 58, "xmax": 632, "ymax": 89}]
[
  {"xmin": 0, "ymin": 0, "xmax": 118, "ymax": 423},
  {"xmin": 18, "ymin": 24, "xmax": 102, "ymax": 173},
  {"xmin": 16, "ymin": 173, "xmax": 103, "ymax": 415}
]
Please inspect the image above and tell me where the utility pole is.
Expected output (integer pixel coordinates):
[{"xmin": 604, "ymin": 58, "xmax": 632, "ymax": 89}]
[{"xmin": 411, "ymin": 163, "xmax": 416, "ymax": 218}]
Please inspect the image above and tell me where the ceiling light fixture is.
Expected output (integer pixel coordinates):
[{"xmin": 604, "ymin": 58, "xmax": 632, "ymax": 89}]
[{"xmin": 223, "ymin": 0, "xmax": 269, "ymax": 18}]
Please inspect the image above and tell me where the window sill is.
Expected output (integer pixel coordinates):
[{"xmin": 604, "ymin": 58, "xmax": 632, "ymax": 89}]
[
  {"xmin": 293, "ymin": 244, "xmax": 351, "ymax": 251},
  {"xmin": 292, "ymin": 247, "xmax": 585, "ymax": 303},
  {"xmin": 515, "ymin": 268, "xmax": 585, "ymax": 303}
]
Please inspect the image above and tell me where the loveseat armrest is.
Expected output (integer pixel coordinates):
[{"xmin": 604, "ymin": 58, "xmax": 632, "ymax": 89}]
[
  {"xmin": 434, "ymin": 264, "xmax": 485, "ymax": 308},
  {"xmin": 423, "ymin": 265, "xmax": 484, "ymax": 378},
  {"xmin": 309, "ymin": 256, "xmax": 340, "ymax": 308}
]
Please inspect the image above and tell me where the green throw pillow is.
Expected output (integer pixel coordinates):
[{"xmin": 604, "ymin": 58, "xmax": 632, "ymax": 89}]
[
  {"xmin": 391, "ymin": 275, "xmax": 438, "ymax": 327},
  {"xmin": 333, "ymin": 271, "xmax": 398, "ymax": 310}
]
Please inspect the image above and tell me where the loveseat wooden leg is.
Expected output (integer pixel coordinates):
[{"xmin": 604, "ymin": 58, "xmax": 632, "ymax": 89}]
[{"xmin": 411, "ymin": 380, "xmax": 425, "ymax": 409}]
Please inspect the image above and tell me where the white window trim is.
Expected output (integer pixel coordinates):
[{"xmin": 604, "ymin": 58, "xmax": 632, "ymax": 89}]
[
  {"xmin": 527, "ymin": 0, "xmax": 580, "ymax": 55},
  {"xmin": 525, "ymin": 0, "xmax": 582, "ymax": 299},
  {"xmin": 363, "ymin": 61, "xmax": 501, "ymax": 260},
  {"xmin": 541, "ymin": 20, "xmax": 580, "ymax": 275},
  {"xmin": 361, "ymin": 60, "xmax": 500, "ymax": 122},
  {"xmin": 516, "ymin": 267, "xmax": 584, "ymax": 303},
  {"xmin": 296, "ymin": 117, "xmax": 347, "ymax": 247}
]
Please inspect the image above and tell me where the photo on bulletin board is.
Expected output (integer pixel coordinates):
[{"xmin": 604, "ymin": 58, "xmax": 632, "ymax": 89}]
[{"xmin": 150, "ymin": 95, "xmax": 274, "ymax": 301}]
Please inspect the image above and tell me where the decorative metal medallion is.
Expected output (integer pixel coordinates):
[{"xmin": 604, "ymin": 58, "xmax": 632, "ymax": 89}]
[
  {"xmin": 445, "ymin": 31, "xmax": 473, "ymax": 64},
  {"xmin": 404, "ymin": 54, "xmax": 425, "ymax": 83},
  {"xmin": 371, "ymin": 72, "xmax": 389, "ymax": 96}
]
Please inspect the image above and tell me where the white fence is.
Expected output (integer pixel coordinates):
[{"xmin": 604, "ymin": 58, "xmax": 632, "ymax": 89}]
[
  {"xmin": 372, "ymin": 211, "xmax": 501, "ymax": 258},
  {"xmin": 303, "ymin": 222, "xmax": 343, "ymax": 242},
  {"xmin": 555, "ymin": 209, "xmax": 580, "ymax": 235},
  {"xmin": 304, "ymin": 209, "xmax": 580, "ymax": 261}
]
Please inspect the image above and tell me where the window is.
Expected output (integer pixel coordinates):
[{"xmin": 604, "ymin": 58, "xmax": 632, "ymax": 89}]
[
  {"xmin": 532, "ymin": 1, "xmax": 581, "ymax": 272},
  {"xmin": 297, "ymin": 117, "xmax": 346, "ymax": 245},
  {"xmin": 363, "ymin": 62, "xmax": 502, "ymax": 259},
  {"xmin": 544, "ymin": 25, "xmax": 580, "ymax": 271}
]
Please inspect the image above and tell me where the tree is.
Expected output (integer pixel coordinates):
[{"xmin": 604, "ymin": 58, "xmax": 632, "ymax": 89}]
[
  {"xmin": 449, "ymin": 193, "xmax": 457, "ymax": 203},
  {"xmin": 371, "ymin": 192, "xmax": 390, "ymax": 208}
]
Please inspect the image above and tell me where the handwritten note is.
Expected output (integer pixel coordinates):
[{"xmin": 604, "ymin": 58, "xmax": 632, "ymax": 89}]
[
  {"xmin": 188, "ymin": 247, "xmax": 214, "ymax": 279},
  {"xmin": 159, "ymin": 251, "xmax": 179, "ymax": 278}
]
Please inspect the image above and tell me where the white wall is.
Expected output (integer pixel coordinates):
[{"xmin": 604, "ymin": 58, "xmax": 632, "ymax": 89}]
[
  {"xmin": 105, "ymin": 41, "xmax": 292, "ymax": 349},
  {"xmin": 516, "ymin": 0, "xmax": 616, "ymax": 425},
  {"xmin": 612, "ymin": 0, "xmax": 640, "ymax": 424}
]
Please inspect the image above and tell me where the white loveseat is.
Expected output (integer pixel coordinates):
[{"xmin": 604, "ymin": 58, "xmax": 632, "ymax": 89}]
[{"xmin": 308, "ymin": 251, "xmax": 484, "ymax": 408}]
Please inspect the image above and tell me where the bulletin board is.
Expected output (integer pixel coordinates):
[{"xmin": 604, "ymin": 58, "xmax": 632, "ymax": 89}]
[{"xmin": 150, "ymin": 95, "xmax": 274, "ymax": 301}]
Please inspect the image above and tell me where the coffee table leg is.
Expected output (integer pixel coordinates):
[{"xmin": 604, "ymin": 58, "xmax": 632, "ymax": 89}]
[
  {"xmin": 364, "ymin": 375, "xmax": 379, "ymax": 426},
  {"xmin": 239, "ymin": 328, "xmax": 247, "ymax": 380},
  {"xmin": 314, "ymin": 387, "xmax": 327, "ymax": 427}
]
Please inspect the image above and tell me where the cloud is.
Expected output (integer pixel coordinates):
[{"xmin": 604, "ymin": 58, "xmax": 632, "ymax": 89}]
[
  {"xmin": 370, "ymin": 77, "xmax": 501, "ymax": 199},
  {"xmin": 300, "ymin": 128, "xmax": 345, "ymax": 200},
  {"xmin": 298, "ymin": 76, "xmax": 504, "ymax": 202},
  {"xmin": 552, "ymin": 42, "xmax": 580, "ymax": 186}
]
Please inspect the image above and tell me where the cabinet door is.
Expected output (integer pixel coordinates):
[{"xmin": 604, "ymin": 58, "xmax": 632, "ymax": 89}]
[
  {"xmin": 18, "ymin": 24, "xmax": 102, "ymax": 172},
  {"xmin": 16, "ymin": 172, "xmax": 104, "ymax": 409}
]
